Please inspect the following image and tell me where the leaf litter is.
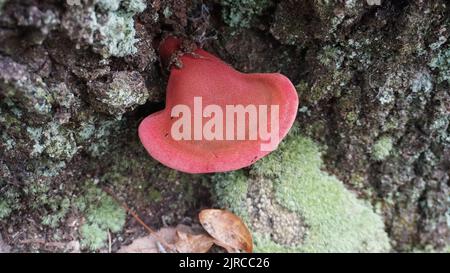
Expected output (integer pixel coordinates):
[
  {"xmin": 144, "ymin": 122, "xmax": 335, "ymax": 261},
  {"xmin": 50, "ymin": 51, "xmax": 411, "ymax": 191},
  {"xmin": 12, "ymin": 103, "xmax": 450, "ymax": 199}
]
[{"xmin": 107, "ymin": 189, "xmax": 253, "ymax": 253}]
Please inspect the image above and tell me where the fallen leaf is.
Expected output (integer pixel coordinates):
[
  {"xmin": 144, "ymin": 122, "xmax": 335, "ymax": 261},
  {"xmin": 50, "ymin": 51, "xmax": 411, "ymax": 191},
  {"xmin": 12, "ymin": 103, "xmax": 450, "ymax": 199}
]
[
  {"xmin": 118, "ymin": 224, "xmax": 215, "ymax": 253},
  {"xmin": 199, "ymin": 209, "xmax": 253, "ymax": 253},
  {"xmin": 118, "ymin": 226, "xmax": 179, "ymax": 253},
  {"xmin": 174, "ymin": 231, "xmax": 215, "ymax": 253}
]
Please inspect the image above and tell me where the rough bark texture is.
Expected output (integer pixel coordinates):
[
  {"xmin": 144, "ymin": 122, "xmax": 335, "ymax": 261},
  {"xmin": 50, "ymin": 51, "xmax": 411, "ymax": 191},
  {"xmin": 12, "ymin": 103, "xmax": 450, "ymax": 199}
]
[{"xmin": 0, "ymin": 0, "xmax": 449, "ymax": 252}]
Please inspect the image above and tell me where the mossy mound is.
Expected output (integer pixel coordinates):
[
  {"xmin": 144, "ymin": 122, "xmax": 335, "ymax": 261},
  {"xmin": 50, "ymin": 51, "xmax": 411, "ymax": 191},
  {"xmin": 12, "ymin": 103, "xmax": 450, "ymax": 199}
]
[{"xmin": 213, "ymin": 133, "xmax": 391, "ymax": 252}]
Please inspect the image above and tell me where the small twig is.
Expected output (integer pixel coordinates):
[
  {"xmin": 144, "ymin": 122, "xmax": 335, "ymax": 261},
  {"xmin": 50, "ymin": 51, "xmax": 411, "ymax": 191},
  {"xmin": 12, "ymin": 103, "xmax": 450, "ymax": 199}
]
[
  {"xmin": 102, "ymin": 187, "xmax": 176, "ymax": 252},
  {"xmin": 108, "ymin": 231, "xmax": 112, "ymax": 253}
]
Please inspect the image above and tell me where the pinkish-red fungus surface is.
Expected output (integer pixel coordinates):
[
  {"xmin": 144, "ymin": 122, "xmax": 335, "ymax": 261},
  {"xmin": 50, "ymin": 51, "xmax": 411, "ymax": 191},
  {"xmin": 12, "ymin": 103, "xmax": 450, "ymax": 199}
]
[{"xmin": 138, "ymin": 37, "xmax": 299, "ymax": 174}]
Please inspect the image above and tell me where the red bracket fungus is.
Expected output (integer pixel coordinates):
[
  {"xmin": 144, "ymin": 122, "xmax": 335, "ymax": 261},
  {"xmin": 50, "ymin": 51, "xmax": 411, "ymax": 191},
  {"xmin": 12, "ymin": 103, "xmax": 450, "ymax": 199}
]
[{"xmin": 138, "ymin": 37, "xmax": 299, "ymax": 174}]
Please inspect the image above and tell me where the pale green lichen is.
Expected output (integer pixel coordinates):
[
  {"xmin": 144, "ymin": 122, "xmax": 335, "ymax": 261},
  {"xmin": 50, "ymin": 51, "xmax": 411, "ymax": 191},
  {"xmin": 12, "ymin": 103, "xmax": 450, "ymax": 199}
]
[
  {"xmin": 429, "ymin": 46, "xmax": 450, "ymax": 84},
  {"xmin": 50, "ymin": 83, "xmax": 80, "ymax": 112},
  {"xmin": 95, "ymin": 0, "xmax": 146, "ymax": 13},
  {"xmin": 163, "ymin": 6, "xmax": 172, "ymax": 18},
  {"xmin": 123, "ymin": 0, "xmax": 147, "ymax": 13},
  {"xmin": 27, "ymin": 122, "xmax": 78, "ymax": 161},
  {"xmin": 27, "ymin": 126, "xmax": 45, "ymax": 156},
  {"xmin": 220, "ymin": 0, "xmax": 272, "ymax": 28},
  {"xmin": 377, "ymin": 87, "xmax": 395, "ymax": 105},
  {"xmin": 42, "ymin": 122, "xmax": 78, "ymax": 160},
  {"xmin": 65, "ymin": 0, "xmax": 146, "ymax": 58},
  {"xmin": 95, "ymin": 0, "xmax": 122, "ymax": 11},
  {"xmin": 88, "ymin": 71, "xmax": 148, "ymax": 116},
  {"xmin": 0, "ymin": 60, "xmax": 54, "ymax": 119},
  {"xmin": 408, "ymin": 70, "xmax": 434, "ymax": 106},
  {"xmin": 95, "ymin": 0, "xmax": 146, "ymax": 57},
  {"xmin": 346, "ymin": 38, "xmax": 374, "ymax": 67},
  {"xmin": 214, "ymin": 133, "xmax": 391, "ymax": 252},
  {"xmin": 96, "ymin": 11, "xmax": 139, "ymax": 58},
  {"xmin": 318, "ymin": 45, "xmax": 345, "ymax": 70},
  {"xmin": 376, "ymin": 70, "xmax": 410, "ymax": 106},
  {"xmin": 77, "ymin": 121, "xmax": 96, "ymax": 141},
  {"xmin": 430, "ymin": 115, "xmax": 450, "ymax": 144},
  {"xmin": 372, "ymin": 136, "xmax": 394, "ymax": 161},
  {"xmin": 411, "ymin": 71, "xmax": 433, "ymax": 94},
  {"xmin": 35, "ymin": 160, "xmax": 67, "ymax": 178}
]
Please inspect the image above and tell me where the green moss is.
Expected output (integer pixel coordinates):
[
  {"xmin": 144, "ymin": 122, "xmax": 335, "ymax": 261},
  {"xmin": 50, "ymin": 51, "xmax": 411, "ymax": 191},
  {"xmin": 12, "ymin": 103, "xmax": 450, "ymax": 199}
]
[
  {"xmin": 259, "ymin": 136, "xmax": 390, "ymax": 252},
  {"xmin": 0, "ymin": 200, "xmax": 12, "ymax": 219},
  {"xmin": 86, "ymin": 196, "xmax": 125, "ymax": 233},
  {"xmin": 349, "ymin": 172, "xmax": 372, "ymax": 195},
  {"xmin": 26, "ymin": 181, "xmax": 50, "ymax": 208},
  {"xmin": 80, "ymin": 223, "xmax": 108, "ymax": 250},
  {"xmin": 17, "ymin": 169, "xmax": 74, "ymax": 228},
  {"xmin": 76, "ymin": 182, "xmax": 126, "ymax": 232},
  {"xmin": 214, "ymin": 134, "xmax": 391, "ymax": 252},
  {"xmin": 76, "ymin": 117, "xmax": 124, "ymax": 157},
  {"xmin": 212, "ymin": 170, "xmax": 249, "ymax": 221},
  {"xmin": 345, "ymin": 111, "xmax": 359, "ymax": 124},
  {"xmin": 147, "ymin": 187, "xmax": 162, "ymax": 202},
  {"xmin": 41, "ymin": 197, "xmax": 71, "ymax": 228},
  {"xmin": 0, "ymin": 178, "xmax": 20, "ymax": 220},
  {"xmin": 76, "ymin": 182, "xmax": 126, "ymax": 250},
  {"xmin": 372, "ymin": 136, "xmax": 394, "ymax": 161},
  {"xmin": 220, "ymin": 0, "xmax": 272, "ymax": 28},
  {"xmin": 252, "ymin": 233, "xmax": 287, "ymax": 252}
]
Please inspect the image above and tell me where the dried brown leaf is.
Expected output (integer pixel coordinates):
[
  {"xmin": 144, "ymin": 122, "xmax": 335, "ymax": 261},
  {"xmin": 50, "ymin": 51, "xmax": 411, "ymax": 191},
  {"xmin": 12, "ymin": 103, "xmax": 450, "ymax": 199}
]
[
  {"xmin": 117, "ymin": 227, "xmax": 178, "ymax": 253},
  {"xmin": 199, "ymin": 209, "xmax": 253, "ymax": 253},
  {"xmin": 174, "ymin": 231, "xmax": 215, "ymax": 253},
  {"xmin": 118, "ymin": 224, "xmax": 215, "ymax": 253}
]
